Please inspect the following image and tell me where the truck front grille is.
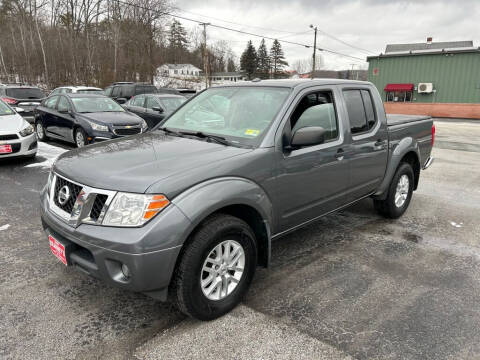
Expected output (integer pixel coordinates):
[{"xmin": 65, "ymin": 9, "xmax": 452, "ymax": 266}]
[
  {"xmin": 90, "ymin": 194, "xmax": 108, "ymax": 221},
  {"xmin": 53, "ymin": 176, "xmax": 83, "ymax": 214}
]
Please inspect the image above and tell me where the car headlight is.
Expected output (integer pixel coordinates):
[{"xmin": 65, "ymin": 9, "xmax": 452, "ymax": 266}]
[
  {"xmin": 86, "ymin": 120, "xmax": 109, "ymax": 132},
  {"xmin": 19, "ymin": 124, "xmax": 34, "ymax": 137},
  {"xmin": 102, "ymin": 193, "xmax": 169, "ymax": 227},
  {"xmin": 141, "ymin": 119, "xmax": 148, "ymax": 131}
]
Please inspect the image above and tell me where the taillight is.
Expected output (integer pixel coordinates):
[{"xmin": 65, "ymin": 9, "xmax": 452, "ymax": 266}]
[
  {"xmin": 431, "ymin": 124, "xmax": 435, "ymax": 146},
  {"xmin": 1, "ymin": 97, "xmax": 16, "ymax": 105}
]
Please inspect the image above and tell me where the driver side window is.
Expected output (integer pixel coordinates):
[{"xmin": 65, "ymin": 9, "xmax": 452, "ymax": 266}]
[{"xmin": 289, "ymin": 91, "xmax": 338, "ymax": 144}]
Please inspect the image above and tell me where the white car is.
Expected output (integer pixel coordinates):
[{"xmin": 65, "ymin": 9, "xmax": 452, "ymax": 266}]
[
  {"xmin": 0, "ymin": 100, "xmax": 37, "ymax": 159},
  {"xmin": 49, "ymin": 86, "xmax": 104, "ymax": 95}
]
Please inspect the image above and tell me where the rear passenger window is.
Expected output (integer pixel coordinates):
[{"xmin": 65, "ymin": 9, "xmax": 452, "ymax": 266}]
[
  {"xmin": 111, "ymin": 87, "xmax": 120, "ymax": 97},
  {"xmin": 343, "ymin": 89, "xmax": 377, "ymax": 134},
  {"xmin": 289, "ymin": 91, "xmax": 338, "ymax": 144},
  {"xmin": 44, "ymin": 96, "xmax": 58, "ymax": 109}
]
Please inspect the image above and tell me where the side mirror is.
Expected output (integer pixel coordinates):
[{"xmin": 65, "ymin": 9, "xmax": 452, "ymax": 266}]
[
  {"xmin": 290, "ymin": 126, "xmax": 326, "ymax": 148},
  {"xmin": 152, "ymin": 106, "xmax": 164, "ymax": 113},
  {"xmin": 116, "ymin": 97, "xmax": 127, "ymax": 104},
  {"xmin": 14, "ymin": 107, "xmax": 25, "ymax": 114}
]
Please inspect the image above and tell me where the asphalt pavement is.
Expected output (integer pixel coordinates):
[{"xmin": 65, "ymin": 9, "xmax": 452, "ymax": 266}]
[{"xmin": 1, "ymin": 119, "xmax": 479, "ymax": 360}]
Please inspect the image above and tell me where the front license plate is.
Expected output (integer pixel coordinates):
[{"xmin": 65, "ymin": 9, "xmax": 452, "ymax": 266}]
[
  {"xmin": 0, "ymin": 145, "xmax": 12, "ymax": 154},
  {"xmin": 49, "ymin": 235, "xmax": 68, "ymax": 266}
]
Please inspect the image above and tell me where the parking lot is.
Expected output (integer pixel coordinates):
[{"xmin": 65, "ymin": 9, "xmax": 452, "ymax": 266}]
[{"xmin": 1, "ymin": 119, "xmax": 479, "ymax": 360}]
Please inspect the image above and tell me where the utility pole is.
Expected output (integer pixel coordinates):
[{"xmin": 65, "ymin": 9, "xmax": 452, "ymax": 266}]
[
  {"xmin": 350, "ymin": 64, "xmax": 356, "ymax": 80},
  {"xmin": 310, "ymin": 25, "xmax": 317, "ymax": 79},
  {"xmin": 200, "ymin": 22, "xmax": 210, "ymax": 89}
]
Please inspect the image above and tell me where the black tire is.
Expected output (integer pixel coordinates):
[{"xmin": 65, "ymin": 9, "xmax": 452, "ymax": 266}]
[
  {"xmin": 35, "ymin": 121, "xmax": 48, "ymax": 141},
  {"xmin": 170, "ymin": 214, "xmax": 257, "ymax": 320},
  {"xmin": 74, "ymin": 127, "xmax": 88, "ymax": 148},
  {"xmin": 374, "ymin": 162, "xmax": 414, "ymax": 219}
]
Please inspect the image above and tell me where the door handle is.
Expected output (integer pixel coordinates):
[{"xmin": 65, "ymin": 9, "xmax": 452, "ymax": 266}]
[
  {"xmin": 374, "ymin": 139, "xmax": 386, "ymax": 150},
  {"xmin": 335, "ymin": 148, "xmax": 345, "ymax": 161}
]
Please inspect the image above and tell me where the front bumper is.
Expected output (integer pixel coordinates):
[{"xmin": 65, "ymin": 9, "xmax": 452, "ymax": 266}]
[
  {"xmin": 40, "ymin": 187, "xmax": 190, "ymax": 299},
  {"xmin": 0, "ymin": 133, "xmax": 37, "ymax": 159}
]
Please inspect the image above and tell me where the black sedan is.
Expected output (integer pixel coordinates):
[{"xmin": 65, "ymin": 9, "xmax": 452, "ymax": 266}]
[
  {"xmin": 124, "ymin": 94, "xmax": 186, "ymax": 129},
  {"xmin": 34, "ymin": 94, "xmax": 148, "ymax": 148}
]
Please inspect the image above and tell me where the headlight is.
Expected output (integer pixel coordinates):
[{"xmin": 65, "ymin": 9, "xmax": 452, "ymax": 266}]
[
  {"xmin": 86, "ymin": 120, "xmax": 109, "ymax": 132},
  {"xmin": 141, "ymin": 119, "xmax": 148, "ymax": 131},
  {"xmin": 19, "ymin": 124, "xmax": 34, "ymax": 137},
  {"xmin": 102, "ymin": 193, "xmax": 169, "ymax": 227}
]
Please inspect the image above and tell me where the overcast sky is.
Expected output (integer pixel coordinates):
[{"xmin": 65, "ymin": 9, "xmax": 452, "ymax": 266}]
[{"xmin": 174, "ymin": 0, "xmax": 480, "ymax": 71}]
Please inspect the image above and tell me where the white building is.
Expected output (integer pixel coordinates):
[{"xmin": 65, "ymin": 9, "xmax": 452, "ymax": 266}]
[
  {"xmin": 210, "ymin": 72, "xmax": 246, "ymax": 83},
  {"xmin": 157, "ymin": 64, "xmax": 202, "ymax": 78}
]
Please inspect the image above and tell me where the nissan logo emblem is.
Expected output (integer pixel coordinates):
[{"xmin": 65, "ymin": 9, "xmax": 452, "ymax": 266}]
[{"xmin": 57, "ymin": 185, "xmax": 71, "ymax": 205}]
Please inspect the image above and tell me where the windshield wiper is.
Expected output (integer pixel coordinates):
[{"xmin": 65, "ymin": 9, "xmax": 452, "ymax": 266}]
[
  {"xmin": 160, "ymin": 127, "xmax": 183, "ymax": 137},
  {"xmin": 179, "ymin": 131, "xmax": 230, "ymax": 146}
]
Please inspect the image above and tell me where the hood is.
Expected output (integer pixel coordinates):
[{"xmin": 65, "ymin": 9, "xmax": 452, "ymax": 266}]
[
  {"xmin": 0, "ymin": 113, "xmax": 28, "ymax": 133},
  {"xmin": 53, "ymin": 132, "xmax": 252, "ymax": 193},
  {"xmin": 79, "ymin": 111, "xmax": 142, "ymax": 126}
]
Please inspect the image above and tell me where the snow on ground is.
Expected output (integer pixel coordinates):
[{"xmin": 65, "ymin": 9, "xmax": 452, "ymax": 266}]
[
  {"xmin": 0, "ymin": 224, "xmax": 11, "ymax": 231},
  {"xmin": 25, "ymin": 142, "xmax": 69, "ymax": 169}
]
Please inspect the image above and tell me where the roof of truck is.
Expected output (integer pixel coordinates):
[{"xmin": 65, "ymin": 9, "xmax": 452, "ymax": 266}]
[{"xmin": 218, "ymin": 78, "xmax": 371, "ymax": 88}]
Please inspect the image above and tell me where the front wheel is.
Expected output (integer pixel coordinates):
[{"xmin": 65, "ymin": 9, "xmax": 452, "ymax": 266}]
[
  {"xmin": 74, "ymin": 127, "xmax": 88, "ymax": 148},
  {"xmin": 374, "ymin": 162, "xmax": 414, "ymax": 219},
  {"xmin": 170, "ymin": 214, "xmax": 257, "ymax": 320},
  {"xmin": 35, "ymin": 121, "xmax": 48, "ymax": 141}
]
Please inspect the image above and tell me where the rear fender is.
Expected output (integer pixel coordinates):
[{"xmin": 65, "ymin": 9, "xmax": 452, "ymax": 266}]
[{"xmin": 373, "ymin": 137, "xmax": 420, "ymax": 200}]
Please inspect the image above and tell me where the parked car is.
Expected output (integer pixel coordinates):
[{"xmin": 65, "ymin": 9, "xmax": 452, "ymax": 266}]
[
  {"xmin": 0, "ymin": 85, "xmax": 45, "ymax": 123},
  {"xmin": 34, "ymin": 94, "xmax": 147, "ymax": 148},
  {"xmin": 157, "ymin": 87, "xmax": 182, "ymax": 95},
  {"xmin": 0, "ymin": 99, "xmax": 37, "ymax": 159},
  {"xmin": 104, "ymin": 82, "xmax": 157, "ymax": 104},
  {"xmin": 124, "ymin": 94, "xmax": 186, "ymax": 129},
  {"xmin": 40, "ymin": 79, "xmax": 434, "ymax": 320},
  {"xmin": 50, "ymin": 86, "xmax": 104, "ymax": 95},
  {"xmin": 176, "ymin": 88, "xmax": 197, "ymax": 98}
]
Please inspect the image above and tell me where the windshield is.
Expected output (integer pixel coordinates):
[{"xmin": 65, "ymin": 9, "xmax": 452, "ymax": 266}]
[
  {"xmin": 0, "ymin": 100, "xmax": 14, "ymax": 116},
  {"xmin": 6, "ymin": 88, "xmax": 44, "ymax": 99},
  {"xmin": 77, "ymin": 89, "xmax": 104, "ymax": 95},
  {"xmin": 71, "ymin": 97, "xmax": 125, "ymax": 113},
  {"xmin": 160, "ymin": 86, "xmax": 291, "ymax": 146},
  {"xmin": 159, "ymin": 97, "xmax": 186, "ymax": 113}
]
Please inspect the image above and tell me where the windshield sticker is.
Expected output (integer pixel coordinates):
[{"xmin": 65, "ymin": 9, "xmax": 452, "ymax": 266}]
[{"xmin": 244, "ymin": 129, "xmax": 260, "ymax": 137}]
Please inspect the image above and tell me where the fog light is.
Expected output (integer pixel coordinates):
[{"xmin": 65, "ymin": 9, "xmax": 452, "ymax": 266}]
[{"xmin": 121, "ymin": 264, "xmax": 130, "ymax": 278}]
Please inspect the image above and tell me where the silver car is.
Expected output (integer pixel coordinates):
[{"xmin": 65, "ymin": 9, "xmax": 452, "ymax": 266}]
[{"xmin": 0, "ymin": 100, "xmax": 37, "ymax": 159}]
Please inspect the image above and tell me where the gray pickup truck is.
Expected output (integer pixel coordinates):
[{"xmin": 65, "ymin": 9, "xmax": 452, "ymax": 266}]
[{"xmin": 40, "ymin": 79, "xmax": 434, "ymax": 320}]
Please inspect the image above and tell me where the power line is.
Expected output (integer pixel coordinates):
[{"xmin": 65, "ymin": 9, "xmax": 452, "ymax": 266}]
[
  {"xmin": 114, "ymin": 0, "xmax": 366, "ymax": 62},
  {"xmin": 178, "ymin": 7, "xmax": 375, "ymax": 55}
]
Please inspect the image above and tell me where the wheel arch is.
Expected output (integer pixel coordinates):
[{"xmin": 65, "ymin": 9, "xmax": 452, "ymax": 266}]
[{"xmin": 172, "ymin": 177, "xmax": 274, "ymax": 268}]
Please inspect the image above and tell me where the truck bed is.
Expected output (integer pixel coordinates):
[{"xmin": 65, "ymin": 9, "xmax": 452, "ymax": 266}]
[{"xmin": 387, "ymin": 114, "xmax": 432, "ymax": 126}]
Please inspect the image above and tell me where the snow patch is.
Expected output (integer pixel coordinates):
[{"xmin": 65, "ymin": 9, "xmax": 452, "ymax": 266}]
[
  {"xmin": 25, "ymin": 142, "xmax": 69, "ymax": 169},
  {"xmin": 0, "ymin": 224, "xmax": 11, "ymax": 231},
  {"xmin": 450, "ymin": 221, "xmax": 463, "ymax": 228}
]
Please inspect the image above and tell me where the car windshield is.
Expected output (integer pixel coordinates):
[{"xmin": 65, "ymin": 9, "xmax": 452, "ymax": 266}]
[
  {"xmin": 0, "ymin": 100, "xmax": 14, "ymax": 116},
  {"xmin": 71, "ymin": 97, "xmax": 125, "ymax": 113},
  {"xmin": 159, "ymin": 97, "xmax": 186, "ymax": 113},
  {"xmin": 6, "ymin": 88, "xmax": 44, "ymax": 99},
  {"xmin": 160, "ymin": 86, "xmax": 291, "ymax": 146},
  {"xmin": 77, "ymin": 89, "xmax": 104, "ymax": 95}
]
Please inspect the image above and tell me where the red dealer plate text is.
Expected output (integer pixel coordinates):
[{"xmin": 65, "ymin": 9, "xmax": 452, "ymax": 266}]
[{"xmin": 49, "ymin": 235, "xmax": 68, "ymax": 266}]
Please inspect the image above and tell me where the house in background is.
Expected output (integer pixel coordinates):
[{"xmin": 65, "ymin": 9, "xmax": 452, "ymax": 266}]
[
  {"xmin": 209, "ymin": 72, "xmax": 247, "ymax": 83},
  {"xmin": 367, "ymin": 38, "xmax": 480, "ymax": 119},
  {"xmin": 157, "ymin": 64, "xmax": 202, "ymax": 78}
]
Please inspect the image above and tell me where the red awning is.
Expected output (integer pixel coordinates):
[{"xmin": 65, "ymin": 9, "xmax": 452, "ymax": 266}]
[{"xmin": 384, "ymin": 83, "xmax": 414, "ymax": 91}]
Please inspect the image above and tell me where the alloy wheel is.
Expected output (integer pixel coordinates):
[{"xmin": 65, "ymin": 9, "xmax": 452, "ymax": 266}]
[
  {"xmin": 200, "ymin": 240, "xmax": 245, "ymax": 301},
  {"xmin": 395, "ymin": 174, "xmax": 410, "ymax": 208}
]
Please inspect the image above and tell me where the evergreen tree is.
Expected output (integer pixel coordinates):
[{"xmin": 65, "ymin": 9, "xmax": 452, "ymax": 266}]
[
  {"xmin": 240, "ymin": 40, "xmax": 257, "ymax": 79},
  {"xmin": 168, "ymin": 19, "xmax": 188, "ymax": 64},
  {"xmin": 256, "ymin": 39, "xmax": 270, "ymax": 79},
  {"xmin": 270, "ymin": 39, "xmax": 288, "ymax": 78},
  {"xmin": 227, "ymin": 57, "xmax": 236, "ymax": 72}
]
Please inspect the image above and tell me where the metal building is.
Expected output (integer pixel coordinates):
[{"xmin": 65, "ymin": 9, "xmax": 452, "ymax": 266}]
[{"xmin": 367, "ymin": 39, "xmax": 480, "ymax": 119}]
